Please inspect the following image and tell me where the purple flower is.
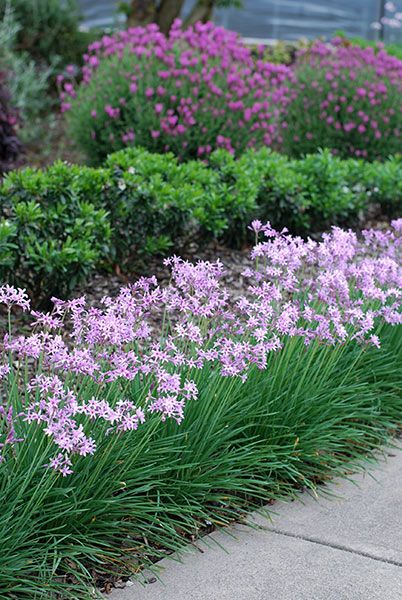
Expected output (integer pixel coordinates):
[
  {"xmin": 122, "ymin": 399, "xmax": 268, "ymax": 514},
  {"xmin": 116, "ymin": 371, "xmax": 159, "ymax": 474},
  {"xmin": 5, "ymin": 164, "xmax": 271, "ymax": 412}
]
[
  {"xmin": 61, "ymin": 21, "xmax": 293, "ymax": 159},
  {"xmin": 1, "ymin": 220, "xmax": 401, "ymax": 476},
  {"xmin": 0, "ymin": 285, "xmax": 30, "ymax": 310}
]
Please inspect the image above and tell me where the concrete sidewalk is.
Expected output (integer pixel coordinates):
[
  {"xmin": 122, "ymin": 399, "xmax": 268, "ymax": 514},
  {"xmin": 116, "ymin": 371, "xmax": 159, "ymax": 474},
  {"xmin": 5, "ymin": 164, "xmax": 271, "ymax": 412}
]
[{"xmin": 110, "ymin": 449, "xmax": 402, "ymax": 600}]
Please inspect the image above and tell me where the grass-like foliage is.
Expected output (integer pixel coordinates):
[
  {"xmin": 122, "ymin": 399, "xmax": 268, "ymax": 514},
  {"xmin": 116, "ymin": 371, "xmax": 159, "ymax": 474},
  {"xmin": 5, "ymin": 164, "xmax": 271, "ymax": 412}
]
[{"xmin": 0, "ymin": 221, "xmax": 401, "ymax": 597}]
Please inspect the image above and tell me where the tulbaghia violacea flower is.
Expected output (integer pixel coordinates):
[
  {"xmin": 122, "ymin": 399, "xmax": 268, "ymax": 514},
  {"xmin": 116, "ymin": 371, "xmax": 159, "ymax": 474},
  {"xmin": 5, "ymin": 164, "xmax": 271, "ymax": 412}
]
[
  {"xmin": 0, "ymin": 222, "xmax": 400, "ymax": 475},
  {"xmin": 0, "ymin": 284, "xmax": 30, "ymax": 311}
]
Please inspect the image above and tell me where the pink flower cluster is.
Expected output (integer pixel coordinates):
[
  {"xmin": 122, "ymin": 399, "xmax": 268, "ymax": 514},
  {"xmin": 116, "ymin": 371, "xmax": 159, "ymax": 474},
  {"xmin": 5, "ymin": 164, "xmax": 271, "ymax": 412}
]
[
  {"xmin": 0, "ymin": 221, "xmax": 401, "ymax": 475},
  {"xmin": 61, "ymin": 20, "xmax": 292, "ymax": 161},
  {"xmin": 282, "ymin": 37, "xmax": 402, "ymax": 159},
  {"xmin": 61, "ymin": 23, "xmax": 402, "ymax": 162},
  {"xmin": 246, "ymin": 219, "xmax": 401, "ymax": 345}
]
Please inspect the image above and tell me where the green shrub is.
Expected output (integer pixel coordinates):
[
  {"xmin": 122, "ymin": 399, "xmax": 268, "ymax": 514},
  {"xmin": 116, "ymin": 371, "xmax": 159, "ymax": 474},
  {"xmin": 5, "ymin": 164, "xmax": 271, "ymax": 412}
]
[
  {"xmin": 205, "ymin": 148, "xmax": 271, "ymax": 243},
  {"xmin": 358, "ymin": 154, "xmax": 402, "ymax": 217},
  {"xmin": 275, "ymin": 150, "xmax": 365, "ymax": 233},
  {"xmin": 105, "ymin": 148, "xmax": 219, "ymax": 258},
  {"xmin": 238, "ymin": 149, "xmax": 316, "ymax": 234},
  {"xmin": 104, "ymin": 147, "xmax": 261, "ymax": 257},
  {"xmin": 0, "ymin": 149, "xmax": 258, "ymax": 301},
  {"xmin": 0, "ymin": 7, "xmax": 56, "ymax": 145},
  {"xmin": 1, "ymin": 147, "xmax": 401, "ymax": 303},
  {"xmin": 247, "ymin": 39, "xmax": 311, "ymax": 66},
  {"xmin": 0, "ymin": 163, "xmax": 111, "ymax": 302},
  {"xmin": 210, "ymin": 148, "xmax": 402, "ymax": 236},
  {"xmin": 0, "ymin": 0, "xmax": 87, "ymax": 68}
]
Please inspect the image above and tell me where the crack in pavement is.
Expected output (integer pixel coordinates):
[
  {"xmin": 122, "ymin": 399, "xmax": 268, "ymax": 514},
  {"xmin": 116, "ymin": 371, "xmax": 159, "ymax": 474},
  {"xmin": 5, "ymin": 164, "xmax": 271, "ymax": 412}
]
[{"xmin": 265, "ymin": 527, "xmax": 402, "ymax": 568}]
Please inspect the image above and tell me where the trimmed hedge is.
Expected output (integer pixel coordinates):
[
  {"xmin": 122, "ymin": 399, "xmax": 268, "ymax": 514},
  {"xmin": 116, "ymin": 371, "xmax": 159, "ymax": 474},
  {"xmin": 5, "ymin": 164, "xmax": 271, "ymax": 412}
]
[
  {"xmin": 104, "ymin": 148, "xmax": 258, "ymax": 256},
  {"xmin": 0, "ymin": 147, "xmax": 401, "ymax": 303},
  {"xmin": 211, "ymin": 148, "xmax": 402, "ymax": 236},
  {"xmin": 0, "ymin": 163, "xmax": 111, "ymax": 301}
]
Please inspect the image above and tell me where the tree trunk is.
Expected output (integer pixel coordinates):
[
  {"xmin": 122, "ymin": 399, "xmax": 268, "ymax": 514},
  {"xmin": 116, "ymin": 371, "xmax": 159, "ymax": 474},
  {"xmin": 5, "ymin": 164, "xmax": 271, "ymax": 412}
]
[
  {"xmin": 184, "ymin": 0, "xmax": 215, "ymax": 27},
  {"xmin": 127, "ymin": 0, "xmax": 157, "ymax": 27},
  {"xmin": 156, "ymin": 0, "xmax": 185, "ymax": 34}
]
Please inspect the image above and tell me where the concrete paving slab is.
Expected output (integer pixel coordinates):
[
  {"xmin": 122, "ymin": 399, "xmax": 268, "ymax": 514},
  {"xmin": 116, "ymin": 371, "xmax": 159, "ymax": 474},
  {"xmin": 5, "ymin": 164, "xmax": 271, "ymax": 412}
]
[
  {"xmin": 251, "ymin": 448, "xmax": 402, "ymax": 566},
  {"xmin": 110, "ymin": 450, "xmax": 402, "ymax": 600},
  {"xmin": 111, "ymin": 528, "xmax": 402, "ymax": 600}
]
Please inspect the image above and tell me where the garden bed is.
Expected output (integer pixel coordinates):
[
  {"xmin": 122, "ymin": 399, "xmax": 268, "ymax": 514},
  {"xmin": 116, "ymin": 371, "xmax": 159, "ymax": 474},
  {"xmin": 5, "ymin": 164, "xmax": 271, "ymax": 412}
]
[
  {"xmin": 0, "ymin": 222, "xmax": 401, "ymax": 598},
  {"xmin": 0, "ymin": 9, "xmax": 401, "ymax": 599}
]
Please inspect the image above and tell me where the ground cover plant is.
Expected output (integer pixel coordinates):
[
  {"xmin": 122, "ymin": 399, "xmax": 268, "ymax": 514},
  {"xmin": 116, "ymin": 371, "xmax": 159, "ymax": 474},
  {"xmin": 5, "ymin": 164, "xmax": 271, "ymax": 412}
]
[
  {"xmin": 282, "ymin": 37, "xmax": 402, "ymax": 160},
  {"xmin": 0, "ymin": 220, "xmax": 401, "ymax": 598},
  {"xmin": 62, "ymin": 20, "xmax": 292, "ymax": 163}
]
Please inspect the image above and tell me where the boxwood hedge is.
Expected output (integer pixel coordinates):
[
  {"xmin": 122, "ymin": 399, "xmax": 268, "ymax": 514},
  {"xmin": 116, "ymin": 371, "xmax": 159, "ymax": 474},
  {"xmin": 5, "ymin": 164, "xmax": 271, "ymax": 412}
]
[{"xmin": 0, "ymin": 147, "xmax": 400, "ymax": 303}]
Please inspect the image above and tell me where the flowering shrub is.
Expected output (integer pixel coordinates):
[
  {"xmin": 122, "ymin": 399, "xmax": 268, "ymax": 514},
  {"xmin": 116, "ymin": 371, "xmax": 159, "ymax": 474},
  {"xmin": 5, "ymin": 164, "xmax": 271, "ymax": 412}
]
[
  {"xmin": 0, "ymin": 70, "xmax": 22, "ymax": 174},
  {"xmin": 281, "ymin": 38, "xmax": 402, "ymax": 160},
  {"xmin": 335, "ymin": 32, "xmax": 402, "ymax": 64},
  {"xmin": 0, "ymin": 221, "xmax": 401, "ymax": 596},
  {"xmin": 61, "ymin": 20, "xmax": 292, "ymax": 163}
]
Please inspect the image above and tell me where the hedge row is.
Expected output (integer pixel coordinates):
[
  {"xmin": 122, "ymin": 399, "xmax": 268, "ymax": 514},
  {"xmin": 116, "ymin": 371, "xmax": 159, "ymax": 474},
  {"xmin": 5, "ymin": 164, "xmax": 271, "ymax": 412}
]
[{"xmin": 1, "ymin": 147, "xmax": 401, "ymax": 302}]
